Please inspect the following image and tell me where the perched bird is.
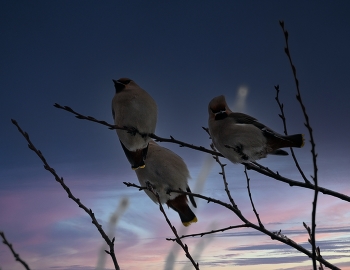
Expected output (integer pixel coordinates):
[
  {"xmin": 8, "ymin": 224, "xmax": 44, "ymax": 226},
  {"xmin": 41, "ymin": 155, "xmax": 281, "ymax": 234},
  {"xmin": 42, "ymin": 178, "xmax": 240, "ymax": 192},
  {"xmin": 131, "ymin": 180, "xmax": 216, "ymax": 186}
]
[
  {"xmin": 208, "ymin": 95, "xmax": 304, "ymax": 163},
  {"xmin": 135, "ymin": 140, "xmax": 197, "ymax": 227},
  {"xmin": 112, "ymin": 78, "xmax": 157, "ymax": 170}
]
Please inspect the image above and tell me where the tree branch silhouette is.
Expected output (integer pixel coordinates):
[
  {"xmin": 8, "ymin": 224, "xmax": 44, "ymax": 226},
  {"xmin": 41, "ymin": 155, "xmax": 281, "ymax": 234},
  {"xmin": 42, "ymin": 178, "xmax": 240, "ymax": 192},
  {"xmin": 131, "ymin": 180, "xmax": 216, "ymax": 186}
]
[
  {"xmin": 144, "ymin": 182, "xmax": 199, "ymax": 269},
  {"xmin": 274, "ymin": 84, "xmax": 310, "ymax": 185},
  {"xmin": 0, "ymin": 231, "xmax": 30, "ymax": 270},
  {"xmin": 123, "ymin": 182, "xmax": 236, "ymax": 212},
  {"xmin": 167, "ymin": 224, "xmax": 250, "ymax": 241},
  {"xmin": 11, "ymin": 119, "xmax": 120, "ymax": 270},
  {"xmin": 280, "ymin": 20, "xmax": 319, "ymax": 269},
  {"xmin": 124, "ymin": 182, "xmax": 339, "ymax": 269},
  {"xmin": 54, "ymin": 103, "xmax": 350, "ymax": 204},
  {"xmin": 244, "ymin": 167, "xmax": 264, "ymax": 228},
  {"xmin": 210, "ymin": 145, "xmax": 238, "ymax": 209}
]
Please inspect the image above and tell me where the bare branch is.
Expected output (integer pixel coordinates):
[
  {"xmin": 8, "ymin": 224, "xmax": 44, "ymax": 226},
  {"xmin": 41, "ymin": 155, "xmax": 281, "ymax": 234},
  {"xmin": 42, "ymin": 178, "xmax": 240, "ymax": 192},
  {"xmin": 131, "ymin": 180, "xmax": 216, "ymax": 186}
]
[
  {"xmin": 280, "ymin": 20, "xmax": 319, "ymax": 270},
  {"xmin": 244, "ymin": 167, "xmax": 264, "ymax": 228},
  {"xmin": 166, "ymin": 224, "xmax": 249, "ymax": 241},
  {"xmin": 316, "ymin": 246, "xmax": 324, "ymax": 270},
  {"xmin": 210, "ymin": 144, "xmax": 238, "ymax": 209},
  {"xmin": 123, "ymin": 182, "xmax": 236, "ymax": 212},
  {"xmin": 274, "ymin": 84, "xmax": 310, "ymax": 185},
  {"xmin": 11, "ymin": 119, "xmax": 120, "ymax": 270},
  {"xmin": 144, "ymin": 182, "xmax": 200, "ymax": 269},
  {"xmin": 54, "ymin": 103, "xmax": 350, "ymax": 204},
  {"xmin": 54, "ymin": 103, "xmax": 221, "ymax": 157},
  {"xmin": 0, "ymin": 231, "xmax": 31, "ymax": 270},
  {"xmin": 54, "ymin": 103, "xmax": 127, "ymax": 131},
  {"xmin": 246, "ymin": 162, "xmax": 350, "ymax": 202},
  {"xmin": 124, "ymin": 182, "xmax": 339, "ymax": 269}
]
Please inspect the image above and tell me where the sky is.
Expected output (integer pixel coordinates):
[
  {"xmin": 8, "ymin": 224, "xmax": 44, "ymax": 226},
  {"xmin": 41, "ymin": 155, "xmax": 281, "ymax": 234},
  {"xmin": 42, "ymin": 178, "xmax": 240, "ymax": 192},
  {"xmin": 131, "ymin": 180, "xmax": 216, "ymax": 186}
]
[{"xmin": 1, "ymin": 1, "xmax": 350, "ymax": 269}]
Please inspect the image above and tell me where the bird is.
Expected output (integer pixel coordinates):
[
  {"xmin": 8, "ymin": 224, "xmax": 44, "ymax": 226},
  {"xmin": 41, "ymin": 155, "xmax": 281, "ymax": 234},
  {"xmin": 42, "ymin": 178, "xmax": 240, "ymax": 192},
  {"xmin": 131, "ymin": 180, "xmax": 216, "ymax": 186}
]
[
  {"xmin": 135, "ymin": 140, "xmax": 197, "ymax": 227},
  {"xmin": 208, "ymin": 95, "xmax": 304, "ymax": 163},
  {"xmin": 112, "ymin": 78, "xmax": 157, "ymax": 170}
]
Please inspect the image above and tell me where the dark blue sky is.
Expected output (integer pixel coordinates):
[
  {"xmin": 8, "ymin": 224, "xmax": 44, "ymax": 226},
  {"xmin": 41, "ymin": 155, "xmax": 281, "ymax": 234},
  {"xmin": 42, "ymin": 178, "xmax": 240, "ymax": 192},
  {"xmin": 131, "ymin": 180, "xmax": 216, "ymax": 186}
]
[{"xmin": 1, "ymin": 1, "xmax": 350, "ymax": 270}]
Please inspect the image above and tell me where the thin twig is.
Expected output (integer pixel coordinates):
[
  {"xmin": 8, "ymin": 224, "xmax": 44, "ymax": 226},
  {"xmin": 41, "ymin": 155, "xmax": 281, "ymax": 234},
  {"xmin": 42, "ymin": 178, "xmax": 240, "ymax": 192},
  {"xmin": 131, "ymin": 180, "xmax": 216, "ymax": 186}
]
[
  {"xmin": 303, "ymin": 223, "xmax": 325, "ymax": 270},
  {"xmin": 245, "ymin": 162, "xmax": 349, "ymax": 202},
  {"xmin": 123, "ymin": 182, "xmax": 236, "ymax": 212},
  {"xmin": 210, "ymin": 144, "xmax": 238, "ymax": 209},
  {"xmin": 54, "ymin": 103, "xmax": 220, "ymax": 157},
  {"xmin": 244, "ymin": 167, "xmax": 264, "ymax": 228},
  {"xmin": 280, "ymin": 20, "xmax": 319, "ymax": 270},
  {"xmin": 144, "ymin": 182, "xmax": 200, "ymax": 270},
  {"xmin": 0, "ymin": 231, "xmax": 30, "ymax": 270},
  {"xmin": 166, "ymin": 224, "xmax": 249, "ymax": 240},
  {"xmin": 274, "ymin": 84, "xmax": 310, "ymax": 185},
  {"xmin": 54, "ymin": 103, "xmax": 129, "ymax": 131},
  {"xmin": 54, "ymin": 103, "xmax": 350, "ymax": 203},
  {"xmin": 316, "ymin": 246, "xmax": 324, "ymax": 270},
  {"xmin": 11, "ymin": 119, "xmax": 120, "ymax": 270}
]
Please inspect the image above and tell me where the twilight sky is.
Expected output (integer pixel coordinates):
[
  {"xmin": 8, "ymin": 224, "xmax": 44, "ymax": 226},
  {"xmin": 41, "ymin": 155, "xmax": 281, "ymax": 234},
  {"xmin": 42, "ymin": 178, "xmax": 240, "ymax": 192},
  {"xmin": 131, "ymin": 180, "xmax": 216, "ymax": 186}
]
[{"xmin": 1, "ymin": 1, "xmax": 350, "ymax": 270}]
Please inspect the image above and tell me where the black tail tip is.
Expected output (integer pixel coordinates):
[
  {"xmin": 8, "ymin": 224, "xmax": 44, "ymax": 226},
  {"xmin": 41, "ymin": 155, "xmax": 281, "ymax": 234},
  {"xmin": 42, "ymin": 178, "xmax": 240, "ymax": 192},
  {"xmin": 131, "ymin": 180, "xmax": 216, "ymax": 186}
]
[
  {"xmin": 182, "ymin": 216, "xmax": 198, "ymax": 227},
  {"xmin": 272, "ymin": 149, "xmax": 289, "ymax": 156}
]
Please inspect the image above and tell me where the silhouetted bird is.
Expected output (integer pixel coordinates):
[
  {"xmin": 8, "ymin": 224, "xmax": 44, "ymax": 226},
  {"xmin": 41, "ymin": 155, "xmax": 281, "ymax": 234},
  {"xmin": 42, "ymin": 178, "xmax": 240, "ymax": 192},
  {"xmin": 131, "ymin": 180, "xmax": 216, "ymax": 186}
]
[
  {"xmin": 135, "ymin": 140, "xmax": 197, "ymax": 227},
  {"xmin": 112, "ymin": 78, "xmax": 157, "ymax": 169},
  {"xmin": 208, "ymin": 95, "xmax": 304, "ymax": 163}
]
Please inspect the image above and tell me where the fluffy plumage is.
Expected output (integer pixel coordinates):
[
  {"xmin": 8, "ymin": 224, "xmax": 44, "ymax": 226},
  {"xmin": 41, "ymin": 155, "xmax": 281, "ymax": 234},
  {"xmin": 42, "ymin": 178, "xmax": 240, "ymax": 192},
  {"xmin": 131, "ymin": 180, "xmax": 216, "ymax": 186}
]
[
  {"xmin": 208, "ymin": 95, "xmax": 304, "ymax": 163},
  {"xmin": 135, "ymin": 140, "xmax": 197, "ymax": 227},
  {"xmin": 112, "ymin": 78, "xmax": 157, "ymax": 169}
]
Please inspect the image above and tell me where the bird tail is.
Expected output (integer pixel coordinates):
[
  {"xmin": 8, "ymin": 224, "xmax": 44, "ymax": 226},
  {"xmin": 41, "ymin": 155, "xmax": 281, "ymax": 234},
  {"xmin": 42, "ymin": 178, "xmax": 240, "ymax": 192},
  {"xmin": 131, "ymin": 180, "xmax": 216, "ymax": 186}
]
[
  {"xmin": 282, "ymin": 134, "xmax": 305, "ymax": 148},
  {"xmin": 270, "ymin": 149, "xmax": 289, "ymax": 156},
  {"xmin": 265, "ymin": 131, "xmax": 305, "ymax": 151},
  {"xmin": 167, "ymin": 194, "xmax": 198, "ymax": 227},
  {"xmin": 119, "ymin": 140, "xmax": 148, "ymax": 170}
]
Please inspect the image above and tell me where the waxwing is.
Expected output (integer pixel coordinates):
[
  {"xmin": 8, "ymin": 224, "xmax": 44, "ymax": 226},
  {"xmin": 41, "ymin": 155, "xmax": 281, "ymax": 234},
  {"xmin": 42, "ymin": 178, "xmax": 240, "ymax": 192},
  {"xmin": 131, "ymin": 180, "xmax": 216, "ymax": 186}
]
[
  {"xmin": 208, "ymin": 95, "xmax": 304, "ymax": 163},
  {"xmin": 135, "ymin": 140, "xmax": 197, "ymax": 227},
  {"xmin": 112, "ymin": 78, "xmax": 157, "ymax": 170}
]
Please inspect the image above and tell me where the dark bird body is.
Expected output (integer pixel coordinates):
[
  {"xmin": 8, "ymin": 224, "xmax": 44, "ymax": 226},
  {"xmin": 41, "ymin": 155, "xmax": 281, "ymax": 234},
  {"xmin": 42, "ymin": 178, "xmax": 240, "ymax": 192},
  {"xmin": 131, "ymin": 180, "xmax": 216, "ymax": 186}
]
[
  {"xmin": 135, "ymin": 140, "xmax": 197, "ymax": 227},
  {"xmin": 112, "ymin": 78, "xmax": 157, "ymax": 169},
  {"xmin": 208, "ymin": 95, "xmax": 304, "ymax": 163}
]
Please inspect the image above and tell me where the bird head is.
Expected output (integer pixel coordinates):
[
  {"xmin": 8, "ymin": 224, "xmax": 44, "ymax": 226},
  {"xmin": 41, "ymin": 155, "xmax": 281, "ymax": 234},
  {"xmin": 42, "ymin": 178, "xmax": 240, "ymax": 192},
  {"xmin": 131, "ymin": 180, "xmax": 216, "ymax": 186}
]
[
  {"xmin": 208, "ymin": 95, "xmax": 230, "ymax": 120},
  {"xmin": 113, "ymin": 78, "xmax": 133, "ymax": 93}
]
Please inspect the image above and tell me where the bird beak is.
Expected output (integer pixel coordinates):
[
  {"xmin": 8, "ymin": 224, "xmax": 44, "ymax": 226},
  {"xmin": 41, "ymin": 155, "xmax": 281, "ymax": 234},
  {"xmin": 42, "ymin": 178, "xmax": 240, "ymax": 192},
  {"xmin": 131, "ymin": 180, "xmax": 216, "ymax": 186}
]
[{"xmin": 113, "ymin": 79, "xmax": 126, "ymax": 93}]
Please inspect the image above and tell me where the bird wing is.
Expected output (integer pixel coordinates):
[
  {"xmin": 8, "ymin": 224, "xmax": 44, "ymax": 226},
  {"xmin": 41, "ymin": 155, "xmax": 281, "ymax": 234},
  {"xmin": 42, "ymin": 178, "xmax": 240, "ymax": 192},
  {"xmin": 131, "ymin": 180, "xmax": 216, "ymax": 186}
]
[
  {"xmin": 111, "ymin": 107, "xmax": 115, "ymax": 120},
  {"xmin": 228, "ymin": 112, "xmax": 267, "ymax": 129},
  {"xmin": 228, "ymin": 112, "xmax": 276, "ymax": 133},
  {"xmin": 228, "ymin": 112, "xmax": 257, "ymax": 123}
]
